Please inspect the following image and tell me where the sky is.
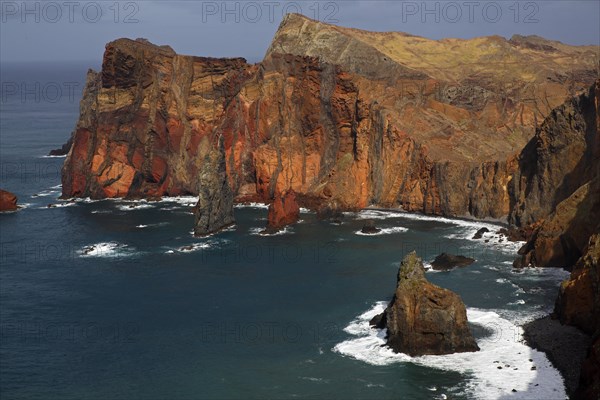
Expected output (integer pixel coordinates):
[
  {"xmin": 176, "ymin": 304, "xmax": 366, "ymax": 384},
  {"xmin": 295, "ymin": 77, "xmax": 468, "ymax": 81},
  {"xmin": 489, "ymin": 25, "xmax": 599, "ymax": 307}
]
[{"xmin": 1, "ymin": 0, "xmax": 599, "ymax": 64}]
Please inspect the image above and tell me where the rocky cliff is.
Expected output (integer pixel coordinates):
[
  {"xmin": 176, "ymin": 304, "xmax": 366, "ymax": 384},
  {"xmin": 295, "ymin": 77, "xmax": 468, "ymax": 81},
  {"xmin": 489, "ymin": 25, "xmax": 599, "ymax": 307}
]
[
  {"xmin": 370, "ymin": 251, "xmax": 479, "ymax": 356},
  {"xmin": 512, "ymin": 80, "xmax": 599, "ymax": 269},
  {"xmin": 61, "ymin": 14, "xmax": 598, "ymax": 221},
  {"xmin": 509, "ymin": 79, "xmax": 599, "ymax": 399}
]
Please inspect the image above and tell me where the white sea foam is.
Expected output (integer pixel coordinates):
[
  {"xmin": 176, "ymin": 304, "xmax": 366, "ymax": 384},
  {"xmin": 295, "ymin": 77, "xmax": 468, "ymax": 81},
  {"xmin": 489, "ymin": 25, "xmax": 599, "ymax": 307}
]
[
  {"xmin": 349, "ymin": 210, "xmax": 525, "ymax": 253},
  {"xmin": 422, "ymin": 262, "xmax": 442, "ymax": 273},
  {"xmin": 135, "ymin": 222, "xmax": 169, "ymax": 229},
  {"xmin": 508, "ymin": 300, "xmax": 526, "ymax": 305},
  {"xmin": 159, "ymin": 196, "xmax": 198, "ymax": 204},
  {"xmin": 248, "ymin": 226, "xmax": 293, "ymax": 236},
  {"xmin": 174, "ymin": 243, "xmax": 212, "ymax": 253},
  {"xmin": 116, "ymin": 203, "xmax": 155, "ymax": 211},
  {"xmin": 235, "ymin": 202, "xmax": 269, "ymax": 209},
  {"xmin": 164, "ymin": 238, "xmax": 229, "ymax": 254},
  {"xmin": 40, "ymin": 202, "xmax": 76, "ymax": 209},
  {"xmin": 347, "ymin": 209, "xmax": 405, "ymax": 220},
  {"xmin": 298, "ymin": 376, "xmax": 329, "ymax": 383},
  {"xmin": 40, "ymin": 154, "xmax": 67, "ymax": 158},
  {"xmin": 78, "ymin": 242, "xmax": 135, "ymax": 258},
  {"xmin": 511, "ymin": 267, "xmax": 571, "ymax": 282},
  {"xmin": 333, "ymin": 303, "xmax": 567, "ymax": 400},
  {"xmin": 31, "ymin": 189, "xmax": 60, "ymax": 198},
  {"xmin": 354, "ymin": 226, "xmax": 408, "ymax": 236}
]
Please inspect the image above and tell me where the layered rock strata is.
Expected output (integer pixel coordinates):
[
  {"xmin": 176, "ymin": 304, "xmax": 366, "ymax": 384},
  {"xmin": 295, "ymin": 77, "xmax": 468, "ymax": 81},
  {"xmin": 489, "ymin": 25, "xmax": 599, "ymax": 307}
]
[{"xmin": 61, "ymin": 15, "xmax": 599, "ymax": 222}]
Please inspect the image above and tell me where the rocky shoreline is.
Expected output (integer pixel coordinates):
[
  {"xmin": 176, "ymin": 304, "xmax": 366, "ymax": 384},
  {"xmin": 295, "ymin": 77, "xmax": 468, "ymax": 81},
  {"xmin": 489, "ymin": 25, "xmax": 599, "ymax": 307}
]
[{"xmin": 523, "ymin": 315, "xmax": 592, "ymax": 398}]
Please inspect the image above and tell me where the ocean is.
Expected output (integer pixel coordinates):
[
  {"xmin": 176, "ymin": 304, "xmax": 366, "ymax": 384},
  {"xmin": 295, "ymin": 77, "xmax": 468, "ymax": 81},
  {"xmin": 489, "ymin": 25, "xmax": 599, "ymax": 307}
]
[{"xmin": 0, "ymin": 63, "xmax": 569, "ymax": 399}]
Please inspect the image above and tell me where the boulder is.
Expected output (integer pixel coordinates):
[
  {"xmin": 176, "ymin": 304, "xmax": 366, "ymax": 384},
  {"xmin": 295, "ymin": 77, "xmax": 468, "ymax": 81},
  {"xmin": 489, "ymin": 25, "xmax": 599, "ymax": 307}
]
[
  {"xmin": 431, "ymin": 253, "xmax": 476, "ymax": 271},
  {"xmin": 361, "ymin": 219, "xmax": 381, "ymax": 234},
  {"xmin": 472, "ymin": 227, "xmax": 489, "ymax": 239},
  {"xmin": 316, "ymin": 201, "xmax": 344, "ymax": 224},
  {"xmin": 0, "ymin": 189, "xmax": 18, "ymax": 212},
  {"xmin": 262, "ymin": 190, "xmax": 300, "ymax": 234},
  {"xmin": 371, "ymin": 251, "xmax": 479, "ymax": 356}
]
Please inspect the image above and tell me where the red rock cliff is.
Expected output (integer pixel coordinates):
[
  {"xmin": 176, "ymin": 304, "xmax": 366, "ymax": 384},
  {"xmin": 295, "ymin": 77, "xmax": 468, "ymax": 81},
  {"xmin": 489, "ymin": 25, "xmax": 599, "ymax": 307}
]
[{"xmin": 61, "ymin": 15, "xmax": 599, "ymax": 220}]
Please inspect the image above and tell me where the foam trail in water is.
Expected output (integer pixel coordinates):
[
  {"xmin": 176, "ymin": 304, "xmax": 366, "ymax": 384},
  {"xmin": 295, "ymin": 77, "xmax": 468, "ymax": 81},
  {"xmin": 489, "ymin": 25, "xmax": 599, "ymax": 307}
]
[
  {"xmin": 234, "ymin": 202, "xmax": 269, "ymax": 209},
  {"xmin": 78, "ymin": 242, "xmax": 136, "ymax": 258},
  {"xmin": 248, "ymin": 226, "xmax": 293, "ymax": 236},
  {"xmin": 355, "ymin": 226, "xmax": 408, "ymax": 236},
  {"xmin": 333, "ymin": 303, "xmax": 566, "ymax": 400}
]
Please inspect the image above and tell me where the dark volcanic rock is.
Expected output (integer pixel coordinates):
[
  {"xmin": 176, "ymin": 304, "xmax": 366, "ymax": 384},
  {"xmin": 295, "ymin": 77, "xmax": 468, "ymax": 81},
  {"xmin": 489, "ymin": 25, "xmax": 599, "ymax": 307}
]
[
  {"xmin": 577, "ymin": 336, "xmax": 600, "ymax": 400},
  {"xmin": 361, "ymin": 220, "xmax": 381, "ymax": 234},
  {"xmin": 193, "ymin": 136, "xmax": 235, "ymax": 236},
  {"xmin": 0, "ymin": 189, "xmax": 18, "ymax": 212},
  {"xmin": 555, "ymin": 234, "xmax": 600, "ymax": 336},
  {"xmin": 262, "ymin": 190, "xmax": 300, "ymax": 234},
  {"xmin": 497, "ymin": 227, "xmax": 530, "ymax": 242},
  {"xmin": 523, "ymin": 316, "xmax": 593, "ymax": 398},
  {"xmin": 511, "ymin": 80, "xmax": 600, "ymax": 269},
  {"xmin": 510, "ymin": 79, "xmax": 600, "ymax": 399},
  {"xmin": 48, "ymin": 136, "xmax": 73, "ymax": 156},
  {"xmin": 431, "ymin": 253, "xmax": 475, "ymax": 271},
  {"xmin": 472, "ymin": 227, "xmax": 489, "ymax": 239},
  {"xmin": 316, "ymin": 201, "xmax": 344, "ymax": 224},
  {"xmin": 372, "ymin": 251, "xmax": 479, "ymax": 356},
  {"xmin": 509, "ymin": 79, "xmax": 600, "ymax": 228}
]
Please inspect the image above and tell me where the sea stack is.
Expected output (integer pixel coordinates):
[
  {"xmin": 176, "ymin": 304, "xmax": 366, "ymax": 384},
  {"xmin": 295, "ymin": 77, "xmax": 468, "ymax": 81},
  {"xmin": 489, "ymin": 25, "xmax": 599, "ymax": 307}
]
[
  {"xmin": 263, "ymin": 190, "xmax": 300, "ymax": 234},
  {"xmin": 193, "ymin": 136, "xmax": 235, "ymax": 236},
  {"xmin": 0, "ymin": 189, "xmax": 18, "ymax": 212},
  {"xmin": 371, "ymin": 251, "xmax": 479, "ymax": 356}
]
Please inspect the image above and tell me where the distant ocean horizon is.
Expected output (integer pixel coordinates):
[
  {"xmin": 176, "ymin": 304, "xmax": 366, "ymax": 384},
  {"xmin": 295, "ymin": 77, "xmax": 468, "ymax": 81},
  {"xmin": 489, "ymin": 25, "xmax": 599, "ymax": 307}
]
[{"xmin": 1, "ymin": 62, "xmax": 569, "ymax": 399}]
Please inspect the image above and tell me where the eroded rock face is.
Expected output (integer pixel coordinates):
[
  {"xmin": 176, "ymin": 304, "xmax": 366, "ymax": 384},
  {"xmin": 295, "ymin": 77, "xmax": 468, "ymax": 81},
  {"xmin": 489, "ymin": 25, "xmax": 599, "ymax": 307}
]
[
  {"xmin": 263, "ymin": 190, "xmax": 300, "ymax": 234},
  {"xmin": 560, "ymin": 235, "xmax": 600, "ymax": 400},
  {"xmin": 60, "ymin": 16, "xmax": 598, "ymax": 220},
  {"xmin": 508, "ymin": 79, "xmax": 600, "ymax": 400},
  {"xmin": 512, "ymin": 80, "xmax": 600, "ymax": 269},
  {"xmin": 0, "ymin": 190, "xmax": 18, "ymax": 212},
  {"xmin": 61, "ymin": 39, "xmax": 253, "ymax": 199},
  {"xmin": 555, "ymin": 234, "xmax": 600, "ymax": 335},
  {"xmin": 510, "ymin": 80, "xmax": 600, "ymax": 227},
  {"xmin": 193, "ymin": 136, "xmax": 235, "ymax": 236},
  {"xmin": 371, "ymin": 251, "xmax": 479, "ymax": 356}
]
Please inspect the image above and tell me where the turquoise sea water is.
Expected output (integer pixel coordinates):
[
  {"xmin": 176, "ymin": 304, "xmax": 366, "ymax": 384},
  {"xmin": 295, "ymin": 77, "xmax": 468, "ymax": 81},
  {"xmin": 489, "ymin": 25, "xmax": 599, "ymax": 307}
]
[{"xmin": 0, "ymin": 63, "xmax": 570, "ymax": 399}]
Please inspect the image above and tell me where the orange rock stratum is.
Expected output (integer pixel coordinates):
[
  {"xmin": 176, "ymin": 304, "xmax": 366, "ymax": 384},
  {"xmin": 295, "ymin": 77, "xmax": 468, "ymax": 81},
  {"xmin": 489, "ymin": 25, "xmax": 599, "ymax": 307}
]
[{"xmin": 61, "ymin": 14, "xmax": 599, "ymax": 220}]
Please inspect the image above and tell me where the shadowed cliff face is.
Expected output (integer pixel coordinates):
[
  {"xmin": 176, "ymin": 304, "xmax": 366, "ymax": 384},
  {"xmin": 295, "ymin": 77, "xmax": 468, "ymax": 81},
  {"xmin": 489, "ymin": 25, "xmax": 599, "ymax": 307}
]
[
  {"xmin": 512, "ymin": 80, "xmax": 600, "ymax": 269},
  {"xmin": 62, "ymin": 14, "xmax": 598, "ymax": 220},
  {"xmin": 508, "ymin": 80, "xmax": 599, "ymax": 400}
]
